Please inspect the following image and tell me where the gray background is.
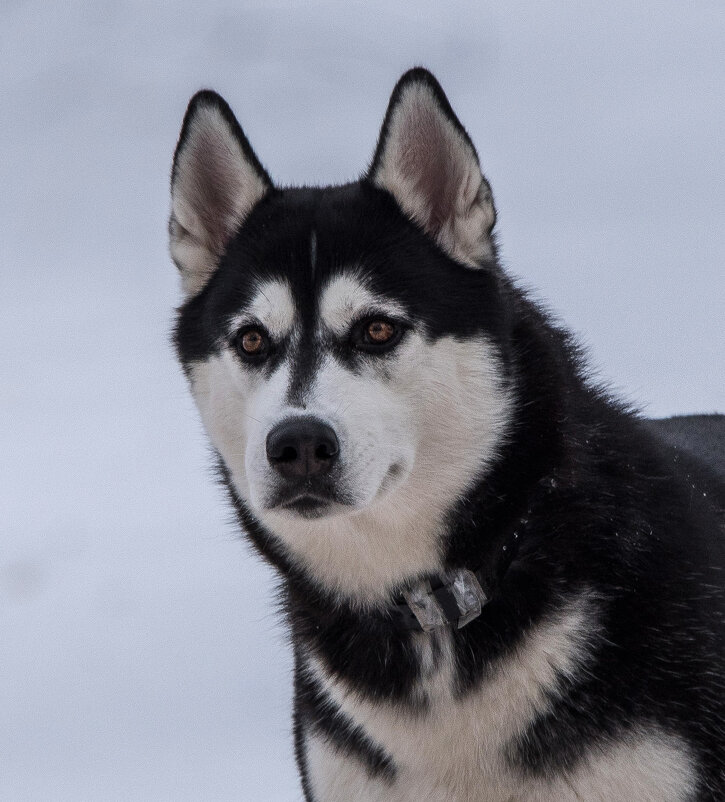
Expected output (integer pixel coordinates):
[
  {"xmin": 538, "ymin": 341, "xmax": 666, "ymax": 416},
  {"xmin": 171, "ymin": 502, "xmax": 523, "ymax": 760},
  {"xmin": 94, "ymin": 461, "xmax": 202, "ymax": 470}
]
[{"xmin": 2, "ymin": 1, "xmax": 723, "ymax": 799}]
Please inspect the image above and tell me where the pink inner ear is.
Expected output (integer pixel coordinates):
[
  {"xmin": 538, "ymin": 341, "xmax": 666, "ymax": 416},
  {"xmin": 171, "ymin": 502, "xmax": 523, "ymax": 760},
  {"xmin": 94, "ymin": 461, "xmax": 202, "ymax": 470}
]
[
  {"xmin": 372, "ymin": 81, "xmax": 495, "ymax": 266},
  {"xmin": 179, "ymin": 123, "xmax": 246, "ymax": 254},
  {"xmin": 397, "ymin": 98, "xmax": 466, "ymax": 235}
]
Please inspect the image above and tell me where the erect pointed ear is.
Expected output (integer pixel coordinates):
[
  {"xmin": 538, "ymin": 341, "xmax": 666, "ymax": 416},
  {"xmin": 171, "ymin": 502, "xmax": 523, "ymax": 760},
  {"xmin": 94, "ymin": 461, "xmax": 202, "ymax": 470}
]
[
  {"xmin": 169, "ymin": 91, "xmax": 272, "ymax": 296},
  {"xmin": 369, "ymin": 69, "xmax": 496, "ymax": 267}
]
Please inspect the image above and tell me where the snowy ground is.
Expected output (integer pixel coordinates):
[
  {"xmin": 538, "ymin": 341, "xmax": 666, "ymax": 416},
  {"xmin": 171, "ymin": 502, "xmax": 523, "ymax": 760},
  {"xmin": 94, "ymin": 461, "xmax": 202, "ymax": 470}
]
[{"xmin": 2, "ymin": 2, "xmax": 723, "ymax": 799}]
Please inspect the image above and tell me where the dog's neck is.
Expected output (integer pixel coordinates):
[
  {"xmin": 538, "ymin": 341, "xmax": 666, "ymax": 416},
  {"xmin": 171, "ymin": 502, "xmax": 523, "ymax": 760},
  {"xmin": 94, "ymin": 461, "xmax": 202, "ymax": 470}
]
[{"xmin": 382, "ymin": 520, "xmax": 525, "ymax": 632}]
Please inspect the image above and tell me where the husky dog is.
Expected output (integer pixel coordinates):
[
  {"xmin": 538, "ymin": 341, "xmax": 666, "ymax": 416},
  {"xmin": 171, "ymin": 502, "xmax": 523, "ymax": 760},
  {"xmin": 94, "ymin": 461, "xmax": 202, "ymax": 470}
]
[{"xmin": 169, "ymin": 69, "xmax": 725, "ymax": 800}]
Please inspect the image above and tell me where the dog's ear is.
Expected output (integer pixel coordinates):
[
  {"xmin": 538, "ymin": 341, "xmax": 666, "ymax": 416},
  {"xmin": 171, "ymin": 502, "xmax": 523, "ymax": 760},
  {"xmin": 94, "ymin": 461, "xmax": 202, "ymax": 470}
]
[
  {"xmin": 369, "ymin": 69, "xmax": 496, "ymax": 266},
  {"xmin": 169, "ymin": 91, "xmax": 272, "ymax": 296}
]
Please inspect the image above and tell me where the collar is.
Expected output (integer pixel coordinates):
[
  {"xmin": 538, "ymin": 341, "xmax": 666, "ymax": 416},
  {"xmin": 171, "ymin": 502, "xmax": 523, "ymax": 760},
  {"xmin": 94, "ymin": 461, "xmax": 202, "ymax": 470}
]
[{"xmin": 386, "ymin": 522, "xmax": 523, "ymax": 632}]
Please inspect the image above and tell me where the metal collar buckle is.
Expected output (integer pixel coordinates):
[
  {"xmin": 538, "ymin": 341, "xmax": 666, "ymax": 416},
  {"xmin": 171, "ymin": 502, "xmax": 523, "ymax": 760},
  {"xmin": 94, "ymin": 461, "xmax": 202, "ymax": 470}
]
[{"xmin": 401, "ymin": 569, "xmax": 489, "ymax": 632}]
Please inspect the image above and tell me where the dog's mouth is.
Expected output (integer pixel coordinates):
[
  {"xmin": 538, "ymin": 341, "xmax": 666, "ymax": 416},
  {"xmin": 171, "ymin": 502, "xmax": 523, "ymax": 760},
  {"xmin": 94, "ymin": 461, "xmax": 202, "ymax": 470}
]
[
  {"xmin": 261, "ymin": 462, "xmax": 409, "ymax": 520},
  {"xmin": 267, "ymin": 481, "xmax": 353, "ymax": 519},
  {"xmin": 279, "ymin": 493, "xmax": 334, "ymax": 519}
]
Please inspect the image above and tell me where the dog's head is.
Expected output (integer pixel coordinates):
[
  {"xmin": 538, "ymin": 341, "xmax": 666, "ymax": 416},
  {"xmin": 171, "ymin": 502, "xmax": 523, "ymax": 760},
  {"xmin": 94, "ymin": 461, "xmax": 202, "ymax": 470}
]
[{"xmin": 170, "ymin": 70, "xmax": 514, "ymax": 603}]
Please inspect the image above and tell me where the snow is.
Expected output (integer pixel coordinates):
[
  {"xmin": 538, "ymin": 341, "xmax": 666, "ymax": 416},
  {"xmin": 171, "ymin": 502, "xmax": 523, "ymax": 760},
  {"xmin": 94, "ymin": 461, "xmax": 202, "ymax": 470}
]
[{"xmin": 2, "ymin": 1, "xmax": 723, "ymax": 799}]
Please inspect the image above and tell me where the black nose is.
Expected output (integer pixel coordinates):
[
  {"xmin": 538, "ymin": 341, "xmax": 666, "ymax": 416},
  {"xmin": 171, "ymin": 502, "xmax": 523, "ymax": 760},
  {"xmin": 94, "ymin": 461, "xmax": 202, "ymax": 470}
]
[{"xmin": 266, "ymin": 417, "xmax": 340, "ymax": 480}]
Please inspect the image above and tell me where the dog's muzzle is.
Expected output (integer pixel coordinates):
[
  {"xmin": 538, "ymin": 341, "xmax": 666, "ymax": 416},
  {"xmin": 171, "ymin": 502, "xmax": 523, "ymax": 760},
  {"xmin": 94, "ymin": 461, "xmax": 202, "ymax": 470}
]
[{"xmin": 264, "ymin": 416, "xmax": 342, "ymax": 515}]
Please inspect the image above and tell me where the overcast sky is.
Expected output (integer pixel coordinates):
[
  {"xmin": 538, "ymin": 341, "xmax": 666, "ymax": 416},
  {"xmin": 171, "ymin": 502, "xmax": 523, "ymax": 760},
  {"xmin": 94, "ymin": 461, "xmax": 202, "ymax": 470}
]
[{"xmin": 2, "ymin": 2, "xmax": 723, "ymax": 799}]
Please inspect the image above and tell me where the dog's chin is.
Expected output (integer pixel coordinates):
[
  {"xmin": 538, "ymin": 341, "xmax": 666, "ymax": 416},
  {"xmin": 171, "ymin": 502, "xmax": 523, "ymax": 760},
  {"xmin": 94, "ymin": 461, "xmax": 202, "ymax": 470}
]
[{"xmin": 278, "ymin": 495, "xmax": 343, "ymax": 520}]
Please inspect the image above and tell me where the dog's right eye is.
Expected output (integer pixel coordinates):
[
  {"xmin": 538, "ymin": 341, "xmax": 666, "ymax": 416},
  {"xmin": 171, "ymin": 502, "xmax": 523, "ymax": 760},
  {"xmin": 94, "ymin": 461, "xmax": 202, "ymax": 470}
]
[
  {"xmin": 351, "ymin": 316, "xmax": 405, "ymax": 353},
  {"xmin": 234, "ymin": 326, "xmax": 270, "ymax": 361}
]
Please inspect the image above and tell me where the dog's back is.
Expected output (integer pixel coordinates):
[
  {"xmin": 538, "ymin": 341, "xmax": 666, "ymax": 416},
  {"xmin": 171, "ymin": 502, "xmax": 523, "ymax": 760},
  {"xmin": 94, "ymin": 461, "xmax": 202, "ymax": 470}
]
[{"xmin": 647, "ymin": 414, "xmax": 725, "ymax": 478}]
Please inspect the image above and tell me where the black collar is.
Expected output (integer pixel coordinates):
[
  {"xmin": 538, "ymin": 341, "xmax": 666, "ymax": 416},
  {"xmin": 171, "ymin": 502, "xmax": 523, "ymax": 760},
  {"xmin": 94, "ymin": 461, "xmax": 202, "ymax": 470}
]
[{"xmin": 385, "ymin": 521, "xmax": 524, "ymax": 632}]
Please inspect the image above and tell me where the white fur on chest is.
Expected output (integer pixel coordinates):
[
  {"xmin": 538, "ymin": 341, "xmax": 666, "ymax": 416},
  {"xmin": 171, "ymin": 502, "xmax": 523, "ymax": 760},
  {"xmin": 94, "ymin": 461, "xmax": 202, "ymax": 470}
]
[{"xmin": 303, "ymin": 593, "xmax": 696, "ymax": 801}]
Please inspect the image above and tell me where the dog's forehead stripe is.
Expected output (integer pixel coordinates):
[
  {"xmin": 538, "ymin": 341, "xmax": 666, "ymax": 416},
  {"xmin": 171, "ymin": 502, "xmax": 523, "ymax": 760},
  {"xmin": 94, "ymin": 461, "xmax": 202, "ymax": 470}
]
[
  {"xmin": 228, "ymin": 278, "xmax": 296, "ymax": 339},
  {"xmin": 319, "ymin": 274, "xmax": 407, "ymax": 336}
]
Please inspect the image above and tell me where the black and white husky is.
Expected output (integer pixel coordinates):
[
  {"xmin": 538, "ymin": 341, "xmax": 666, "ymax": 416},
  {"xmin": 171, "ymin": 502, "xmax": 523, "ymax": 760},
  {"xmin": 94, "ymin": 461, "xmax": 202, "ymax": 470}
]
[{"xmin": 169, "ymin": 69, "xmax": 725, "ymax": 800}]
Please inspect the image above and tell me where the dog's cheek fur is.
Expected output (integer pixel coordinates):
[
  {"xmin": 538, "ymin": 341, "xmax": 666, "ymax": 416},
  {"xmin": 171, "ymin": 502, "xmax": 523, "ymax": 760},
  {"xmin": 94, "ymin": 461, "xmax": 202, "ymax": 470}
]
[
  {"xmin": 186, "ymin": 350, "xmax": 273, "ymax": 503},
  {"xmin": 402, "ymin": 334, "xmax": 512, "ymax": 509}
]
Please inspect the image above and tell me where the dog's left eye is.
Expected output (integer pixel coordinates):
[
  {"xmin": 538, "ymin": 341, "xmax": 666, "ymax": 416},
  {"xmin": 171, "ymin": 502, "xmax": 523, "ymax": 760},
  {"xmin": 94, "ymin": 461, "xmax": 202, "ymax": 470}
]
[
  {"xmin": 352, "ymin": 318, "xmax": 404, "ymax": 353},
  {"xmin": 234, "ymin": 326, "xmax": 271, "ymax": 360}
]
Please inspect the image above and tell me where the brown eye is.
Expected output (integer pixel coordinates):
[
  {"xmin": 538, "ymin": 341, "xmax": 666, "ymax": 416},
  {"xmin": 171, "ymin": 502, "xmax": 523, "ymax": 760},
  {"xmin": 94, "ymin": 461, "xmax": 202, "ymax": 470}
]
[
  {"xmin": 235, "ymin": 327, "xmax": 270, "ymax": 359},
  {"xmin": 241, "ymin": 330, "xmax": 263, "ymax": 353},
  {"xmin": 366, "ymin": 320, "xmax": 395, "ymax": 344},
  {"xmin": 353, "ymin": 317, "xmax": 405, "ymax": 353}
]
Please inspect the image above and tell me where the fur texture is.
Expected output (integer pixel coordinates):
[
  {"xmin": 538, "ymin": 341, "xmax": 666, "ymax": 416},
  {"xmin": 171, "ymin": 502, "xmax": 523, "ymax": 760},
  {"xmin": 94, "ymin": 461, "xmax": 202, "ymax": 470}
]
[{"xmin": 170, "ymin": 69, "xmax": 725, "ymax": 800}]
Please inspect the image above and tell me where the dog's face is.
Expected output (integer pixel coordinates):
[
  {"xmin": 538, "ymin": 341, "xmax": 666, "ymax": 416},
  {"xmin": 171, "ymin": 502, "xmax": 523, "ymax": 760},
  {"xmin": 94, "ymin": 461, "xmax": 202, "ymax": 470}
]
[{"xmin": 171, "ymin": 71, "xmax": 514, "ymax": 602}]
